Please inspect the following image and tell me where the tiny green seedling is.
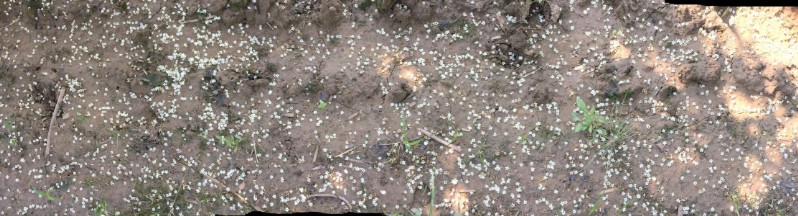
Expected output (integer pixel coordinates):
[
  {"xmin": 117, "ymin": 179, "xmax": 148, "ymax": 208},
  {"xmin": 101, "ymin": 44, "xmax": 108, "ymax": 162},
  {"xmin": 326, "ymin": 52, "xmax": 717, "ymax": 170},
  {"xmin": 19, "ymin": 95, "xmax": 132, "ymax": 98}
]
[
  {"xmin": 33, "ymin": 188, "xmax": 59, "ymax": 201},
  {"xmin": 587, "ymin": 195, "xmax": 605, "ymax": 216},
  {"xmin": 449, "ymin": 130, "xmax": 463, "ymax": 143},
  {"xmin": 317, "ymin": 100, "xmax": 328, "ymax": 109},
  {"xmin": 573, "ymin": 97, "xmax": 607, "ymax": 137},
  {"xmin": 216, "ymin": 134, "xmax": 245, "ymax": 152},
  {"xmin": 76, "ymin": 112, "xmax": 86, "ymax": 125},
  {"xmin": 4, "ymin": 116, "xmax": 13, "ymax": 129},
  {"xmin": 401, "ymin": 114, "xmax": 421, "ymax": 151},
  {"xmin": 611, "ymin": 28, "xmax": 623, "ymax": 38},
  {"xmin": 91, "ymin": 199, "xmax": 110, "ymax": 216},
  {"xmin": 409, "ymin": 208, "xmax": 423, "ymax": 216},
  {"xmin": 730, "ymin": 193, "xmax": 742, "ymax": 216}
]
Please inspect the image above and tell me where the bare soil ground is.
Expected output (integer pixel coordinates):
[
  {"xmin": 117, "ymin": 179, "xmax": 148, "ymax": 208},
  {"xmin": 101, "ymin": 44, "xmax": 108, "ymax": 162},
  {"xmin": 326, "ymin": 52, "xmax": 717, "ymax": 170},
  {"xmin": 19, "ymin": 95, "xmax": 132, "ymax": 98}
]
[{"xmin": 1, "ymin": 0, "xmax": 798, "ymax": 215}]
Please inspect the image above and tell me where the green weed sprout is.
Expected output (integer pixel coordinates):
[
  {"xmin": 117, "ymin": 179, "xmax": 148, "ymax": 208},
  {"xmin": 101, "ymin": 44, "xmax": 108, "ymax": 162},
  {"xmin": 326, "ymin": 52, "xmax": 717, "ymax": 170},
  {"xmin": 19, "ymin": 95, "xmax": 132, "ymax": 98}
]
[
  {"xmin": 33, "ymin": 188, "xmax": 59, "ymax": 201},
  {"xmin": 317, "ymin": 100, "xmax": 328, "ymax": 109},
  {"xmin": 573, "ymin": 97, "xmax": 607, "ymax": 136},
  {"xmin": 401, "ymin": 114, "xmax": 421, "ymax": 151},
  {"xmin": 216, "ymin": 134, "xmax": 245, "ymax": 152}
]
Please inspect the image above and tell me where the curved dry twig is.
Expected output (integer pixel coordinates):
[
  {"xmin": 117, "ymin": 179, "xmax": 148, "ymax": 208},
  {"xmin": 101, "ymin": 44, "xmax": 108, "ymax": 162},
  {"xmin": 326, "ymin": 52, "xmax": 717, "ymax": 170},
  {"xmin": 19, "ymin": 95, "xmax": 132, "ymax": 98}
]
[
  {"xmin": 418, "ymin": 128, "xmax": 462, "ymax": 153},
  {"xmin": 46, "ymin": 88, "xmax": 66, "ymax": 156}
]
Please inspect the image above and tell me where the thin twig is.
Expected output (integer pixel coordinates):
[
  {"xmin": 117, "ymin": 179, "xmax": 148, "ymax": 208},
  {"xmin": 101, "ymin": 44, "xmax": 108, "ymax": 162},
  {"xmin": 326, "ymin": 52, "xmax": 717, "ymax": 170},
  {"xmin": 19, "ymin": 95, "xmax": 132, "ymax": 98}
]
[
  {"xmin": 347, "ymin": 112, "xmax": 359, "ymax": 120},
  {"xmin": 1, "ymin": 3, "xmax": 22, "ymax": 31},
  {"xmin": 1, "ymin": 16, "xmax": 20, "ymax": 30},
  {"xmin": 45, "ymin": 88, "xmax": 66, "ymax": 156},
  {"xmin": 418, "ymin": 128, "xmax": 462, "ymax": 153},
  {"xmin": 495, "ymin": 12, "xmax": 506, "ymax": 31},
  {"xmin": 308, "ymin": 193, "xmax": 352, "ymax": 209},
  {"xmin": 208, "ymin": 177, "xmax": 262, "ymax": 211},
  {"xmin": 180, "ymin": 19, "xmax": 199, "ymax": 24},
  {"xmin": 336, "ymin": 147, "xmax": 356, "ymax": 158},
  {"xmin": 312, "ymin": 145, "xmax": 319, "ymax": 163},
  {"xmin": 598, "ymin": 188, "xmax": 618, "ymax": 195}
]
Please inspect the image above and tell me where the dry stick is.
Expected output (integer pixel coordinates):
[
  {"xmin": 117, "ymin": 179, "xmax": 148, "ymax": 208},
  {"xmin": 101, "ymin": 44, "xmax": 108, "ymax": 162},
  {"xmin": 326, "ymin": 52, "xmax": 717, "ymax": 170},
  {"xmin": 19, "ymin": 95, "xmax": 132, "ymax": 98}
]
[
  {"xmin": 495, "ymin": 12, "xmax": 506, "ymax": 31},
  {"xmin": 308, "ymin": 193, "xmax": 352, "ymax": 209},
  {"xmin": 45, "ymin": 88, "xmax": 66, "ymax": 156},
  {"xmin": 208, "ymin": 178, "xmax": 263, "ymax": 211},
  {"xmin": 1, "ymin": 16, "xmax": 20, "ymax": 30},
  {"xmin": 347, "ymin": 112, "xmax": 359, "ymax": 120},
  {"xmin": 418, "ymin": 128, "xmax": 462, "ymax": 153},
  {"xmin": 336, "ymin": 147, "xmax": 356, "ymax": 158},
  {"xmin": 312, "ymin": 145, "xmax": 319, "ymax": 163},
  {"xmin": 180, "ymin": 19, "xmax": 199, "ymax": 24}
]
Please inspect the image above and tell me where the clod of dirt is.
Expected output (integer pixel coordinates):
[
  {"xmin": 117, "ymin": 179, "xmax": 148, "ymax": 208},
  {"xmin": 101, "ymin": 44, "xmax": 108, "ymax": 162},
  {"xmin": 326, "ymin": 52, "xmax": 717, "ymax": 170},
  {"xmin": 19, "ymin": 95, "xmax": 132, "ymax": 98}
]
[
  {"xmin": 666, "ymin": 6, "xmax": 706, "ymax": 36},
  {"xmin": 548, "ymin": 3, "xmax": 563, "ymax": 23},
  {"xmin": 503, "ymin": 0, "xmax": 532, "ymax": 24},
  {"xmin": 411, "ymin": 1, "xmax": 433, "ymax": 22},
  {"xmin": 130, "ymin": 131, "xmax": 162, "ymax": 154},
  {"xmin": 392, "ymin": 3, "xmax": 412, "ymax": 24},
  {"xmin": 528, "ymin": 0, "xmax": 557, "ymax": 24},
  {"xmin": 336, "ymin": 74, "xmax": 381, "ymax": 107},
  {"xmin": 291, "ymin": 0, "xmax": 318, "ymax": 15},
  {"xmin": 490, "ymin": 42, "xmax": 526, "ymax": 68},
  {"xmin": 388, "ymin": 83, "xmax": 412, "ymax": 104},
  {"xmin": 597, "ymin": 62, "xmax": 642, "ymax": 100},
  {"xmin": 730, "ymin": 58, "xmax": 788, "ymax": 95},
  {"xmin": 679, "ymin": 60, "xmax": 721, "ymax": 84},
  {"xmin": 302, "ymin": 79, "xmax": 323, "ymax": 95},
  {"xmin": 368, "ymin": 140, "xmax": 391, "ymax": 160},
  {"xmin": 204, "ymin": 0, "xmax": 227, "ymax": 14},
  {"xmin": 658, "ymin": 85, "xmax": 678, "ymax": 100},
  {"xmin": 221, "ymin": 9, "xmax": 246, "ymax": 26},
  {"xmin": 312, "ymin": 1, "xmax": 345, "ymax": 30}
]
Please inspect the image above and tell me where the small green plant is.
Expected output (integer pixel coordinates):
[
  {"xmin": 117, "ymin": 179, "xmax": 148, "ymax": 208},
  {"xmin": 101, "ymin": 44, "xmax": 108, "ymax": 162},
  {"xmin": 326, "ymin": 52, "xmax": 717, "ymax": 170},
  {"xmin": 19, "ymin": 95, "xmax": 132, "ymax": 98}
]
[
  {"xmin": 358, "ymin": 0, "xmax": 373, "ymax": 11},
  {"xmin": 400, "ymin": 114, "xmax": 421, "ymax": 151},
  {"xmin": 4, "ymin": 116, "xmax": 13, "ymax": 129},
  {"xmin": 76, "ymin": 112, "xmax": 86, "ymax": 125},
  {"xmin": 409, "ymin": 208, "xmax": 423, "ymax": 216},
  {"xmin": 196, "ymin": 6, "xmax": 208, "ymax": 21},
  {"xmin": 449, "ymin": 130, "xmax": 463, "ymax": 143},
  {"xmin": 26, "ymin": 0, "xmax": 43, "ymax": 11},
  {"xmin": 374, "ymin": 0, "xmax": 391, "ymax": 11},
  {"xmin": 33, "ymin": 188, "xmax": 59, "ymax": 201},
  {"xmin": 316, "ymin": 100, "xmax": 328, "ymax": 109},
  {"xmin": 573, "ymin": 97, "xmax": 607, "ymax": 137},
  {"xmin": 730, "ymin": 193, "xmax": 742, "ymax": 216},
  {"xmin": 611, "ymin": 28, "xmax": 622, "ymax": 38},
  {"xmin": 228, "ymin": 0, "xmax": 249, "ymax": 9},
  {"xmin": 110, "ymin": 128, "xmax": 121, "ymax": 137},
  {"xmin": 91, "ymin": 199, "xmax": 110, "ymax": 216},
  {"xmin": 606, "ymin": 88, "xmax": 634, "ymax": 100},
  {"xmin": 454, "ymin": 19, "xmax": 477, "ymax": 37},
  {"xmin": 116, "ymin": 1, "xmax": 129, "ymax": 12},
  {"xmin": 83, "ymin": 177, "xmax": 97, "ymax": 187},
  {"xmin": 266, "ymin": 62, "xmax": 278, "ymax": 73},
  {"xmin": 620, "ymin": 199, "xmax": 629, "ymax": 213},
  {"xmin": 587, "ymin": 195, "xmax": 605, "ymax": 216},
  {"xmin": 142, "ymin": 72, "xmax": 167, "ymax": 89},
  {"xmin": 216, "ymin": 134, "xmax": 245, "ymax": 152}
]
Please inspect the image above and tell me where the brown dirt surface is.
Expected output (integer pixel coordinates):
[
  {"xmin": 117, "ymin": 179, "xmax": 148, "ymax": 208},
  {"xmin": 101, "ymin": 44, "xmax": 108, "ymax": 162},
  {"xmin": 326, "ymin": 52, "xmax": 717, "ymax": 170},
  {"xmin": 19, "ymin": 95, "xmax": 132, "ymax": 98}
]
[{"xmin": 1, "ymin": 0, "xmax": 797, "ymax": 215}]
